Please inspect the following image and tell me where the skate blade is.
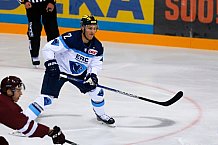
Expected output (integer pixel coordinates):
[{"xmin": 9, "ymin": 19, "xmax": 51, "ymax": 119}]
[
  {"xmin": 97, "ymin": 120, "xmax": 116, "ymax": 128},
  {"xmin": 108, "ymin": 123, "xmax": 116, "ymax": 128},
  {"xmin": 33, "ymin": 65, "xmax": 39, "ymax": 69},
  {"xmin": 9, "ymin": 130, "xmax": 26, "ymax": 137}
]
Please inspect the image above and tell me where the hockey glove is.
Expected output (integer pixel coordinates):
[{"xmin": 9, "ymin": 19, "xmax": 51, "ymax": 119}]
[
  {"xmin": 85, "ymin": 73, "xmax": 98, "ymax": 85},
  {"xmin": 48, "ymin": 126, "xmax": 65, "ymax": 144},
  {"xmin": 83, "ymin": 73, "xmax": 98, "ymax": 92},
  {"xmin": 44, "ymin": 59, "xmax": 60, "ymax": 78}
]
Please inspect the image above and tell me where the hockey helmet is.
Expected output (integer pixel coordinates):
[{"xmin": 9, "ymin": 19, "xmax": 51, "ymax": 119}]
[
  {"xmin": 0, "ymin": 76, "xmax": 25, "ymax": 94},
  {"xmin": 80, "ymin": 15, "xmax": 98, "ymax": 26}
]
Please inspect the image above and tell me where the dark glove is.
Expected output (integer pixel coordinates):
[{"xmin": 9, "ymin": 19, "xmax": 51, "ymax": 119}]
[
  {"xmin": 85, "ymin": 73, "xmax": 98, "ymax": 85},
  {"xmin": 83, "ymin": 73, "xmax": 98, "ymax": 92},
  {"xmin": 48, "ymin": 126, "xmax": 65, "ymax": 144},
  {"xmin": 44, "ymin": 59, "xmax": 60, "ymax": 78}
]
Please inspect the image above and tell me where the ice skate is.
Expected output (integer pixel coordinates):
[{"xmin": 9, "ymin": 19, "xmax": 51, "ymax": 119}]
[
  {"xmin": 95, "ymin": 113, "xmax": 116, "ymax": 127},
  {"xmin": 31, "ymin": 57, "xmax": 40, "ymax": 69}
]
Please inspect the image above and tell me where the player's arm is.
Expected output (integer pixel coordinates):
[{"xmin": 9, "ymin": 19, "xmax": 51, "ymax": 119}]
[
  {"xmin": 42, "ymin": 36, "xmax": 69, "ymax": 78},
  {"xmin": 89, "ymin": 55, "xmax": 103, "ymax": 75},
  {"xmin": 42, "ymin": 36, "xmax": 67, "ymax": 61},
  {"xmin": 85, "ymin": 45, "xmax": 103, "ymax": 88},
  {"xmin": 88, "ymin": 43, "xmax": 104, "ymax": 75},
  {"xmin": 1, "ymin": 108, "xmax": 65, "ymax": 143},
  {"xmin": 1, "ymin": 108, "xmax": 48, "ymax": 137}
]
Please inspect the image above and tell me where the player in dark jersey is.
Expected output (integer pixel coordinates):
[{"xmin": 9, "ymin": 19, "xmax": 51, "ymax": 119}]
[
  {"xmin": 24, "ymin": 15, "xmax": 115, "ymax": 126},
  {"xmin": 0, "ymin": 76, "xmax": 66, "ymax": 144},
  {"xmin": 18, "ymin": 0, "xmax": 59, "ymax": 68}
]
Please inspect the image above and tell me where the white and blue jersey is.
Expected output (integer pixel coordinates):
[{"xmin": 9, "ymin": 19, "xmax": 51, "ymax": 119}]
[{"xmin": 42, "ymin": 30, "xmax": 104, "ymax": 77}]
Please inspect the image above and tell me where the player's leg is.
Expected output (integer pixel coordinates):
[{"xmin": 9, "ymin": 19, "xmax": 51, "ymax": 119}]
[
  {"xmin": 24, "ymin": 73, "xmax": 66, "ymax": 120},
  {"xmin": 88, "ymin": 87, "xmax": 115, "ymax": 125},
  {"xmin": 26, "ymin": 6, "xmax": 42, "ymax": 67},
  {"xmin": 69, "ymin": 79, "xmax": 115, "ymax": 125},
  {"xmin": 42, "ymin": 4, "xmax": 59, "ymax": 42},
  {"xmin": 23, "ymin": 94, "xmax": 53, "ymax": 120}
]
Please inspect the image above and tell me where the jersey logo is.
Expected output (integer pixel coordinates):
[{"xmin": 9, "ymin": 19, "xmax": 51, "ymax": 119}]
[
  {"xmin": 75, "ymin": 54, "xmax": 89, "ymax": 63},
  {"xmin": 51, "ymin": 39, "xmax": 59, "ymax": 46},
  {"xmin": 44, "ymin": 97, "xmax": 52, "ymax": 106},
  {"xmin": 69, "ymin": 61, "xmax": 87, "ymax": 75},
  {"xmin": 88, "ymin": 49, "xmax": 98, "ymax": 55}
]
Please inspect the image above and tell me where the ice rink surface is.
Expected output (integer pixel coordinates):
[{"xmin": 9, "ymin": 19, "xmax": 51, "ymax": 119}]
[{"xmin": 0, "ymin": 34, "xmax": 218, "ymax": 145}]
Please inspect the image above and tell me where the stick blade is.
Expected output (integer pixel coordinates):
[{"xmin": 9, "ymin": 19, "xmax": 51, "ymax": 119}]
[{"xmin": 162, "ymin": 91, "xmax": 183, "ymax": 106}]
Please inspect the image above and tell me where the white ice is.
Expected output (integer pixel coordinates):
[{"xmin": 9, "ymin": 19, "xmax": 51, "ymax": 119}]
[{"xmin": 0, "ymin": 34, "xmax": 218, "ymax": 145}]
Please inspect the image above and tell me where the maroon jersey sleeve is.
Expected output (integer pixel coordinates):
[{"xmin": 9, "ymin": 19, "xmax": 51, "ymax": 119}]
[{"xmin": 0, "ymin": 95, "xmax": 49, "ymax": 138}]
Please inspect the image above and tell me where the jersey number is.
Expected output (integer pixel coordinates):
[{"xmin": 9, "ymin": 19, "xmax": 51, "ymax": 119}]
[{"xmin": 63, "ymin": 33, "xmax": 72, "ymax": 39}]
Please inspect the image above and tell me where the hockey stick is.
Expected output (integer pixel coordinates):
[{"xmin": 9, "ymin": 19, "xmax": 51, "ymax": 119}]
[
  {"xmin": 65, "ymin": 139, "xmax": 78, "ymax": 145},
  {"xmin": 60, "ymin": 73, "xmax": 183, "ymax": 106}
]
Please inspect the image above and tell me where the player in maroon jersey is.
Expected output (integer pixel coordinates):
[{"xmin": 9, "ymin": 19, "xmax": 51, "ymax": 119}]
[{"xmin": 0, "ymin": 76, "xmax": 66, "ymax": 144}]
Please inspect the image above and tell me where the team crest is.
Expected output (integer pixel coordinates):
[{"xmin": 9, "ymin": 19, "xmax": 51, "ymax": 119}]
[
  {"xmin": 88, "ymin": 49, "xmax": 98, "ymax": 55},
  {"xmin": 51, "ymin": 39, "xmax": 59, "ymax": 46}
]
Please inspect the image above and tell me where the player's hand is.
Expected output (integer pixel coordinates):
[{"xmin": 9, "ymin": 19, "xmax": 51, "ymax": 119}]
[
  {"xmin": 25, "ymin": 2, "xmax": 32, "ymax": 9},
  {"xmin": 46, "ymin": 3, "xmax": 54, "ymax": 12},
  {"xmin": 44, "ymin": 59, "xmax": 60, "ymax": 78},
  {"xmin": 83, "ymin": 73, "xmax": 98, "ymax": 92},
  {"xmin": 85, "ymin": 73, "xmax": 98, "ymax": 85},
  {"xmin": 48, "ymin": 126, "xmax": 65, "ymax": 144}
]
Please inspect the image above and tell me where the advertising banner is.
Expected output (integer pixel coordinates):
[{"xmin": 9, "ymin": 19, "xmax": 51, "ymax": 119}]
[
  {"xmin": 0, "ymin": 0, "xmax": 154, "ymax": 34},
  {"xmin": 154, "ymin": 0, "xmax": 218, "ymax": 39}
]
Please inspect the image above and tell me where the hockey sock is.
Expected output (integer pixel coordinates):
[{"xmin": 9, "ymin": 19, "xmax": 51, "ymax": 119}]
[
  {"xmin": 88, "ymin": 87, "xmax": 105, "ymax": 116},
  {"xmin": 24, "ymin": 94, "xmax": 53, "ymax": 120},
  {"xmin": 93, "ymin": 105, "xmax": 105, "ymax": 116}
]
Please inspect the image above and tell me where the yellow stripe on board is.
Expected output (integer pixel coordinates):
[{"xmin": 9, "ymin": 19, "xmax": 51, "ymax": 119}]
[{"xmin": 0, "ymin": 23, "xmax": 217, "ymax": 50}]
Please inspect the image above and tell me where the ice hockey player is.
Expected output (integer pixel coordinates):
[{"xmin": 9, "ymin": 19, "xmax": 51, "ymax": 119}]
[
  {"xmin": 24, "ymin": 15, "xmax": 115, "ymax": 126},
  {"xmin": 0, "ymin": 76, "xmax": 66, "ymax": 144}
]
